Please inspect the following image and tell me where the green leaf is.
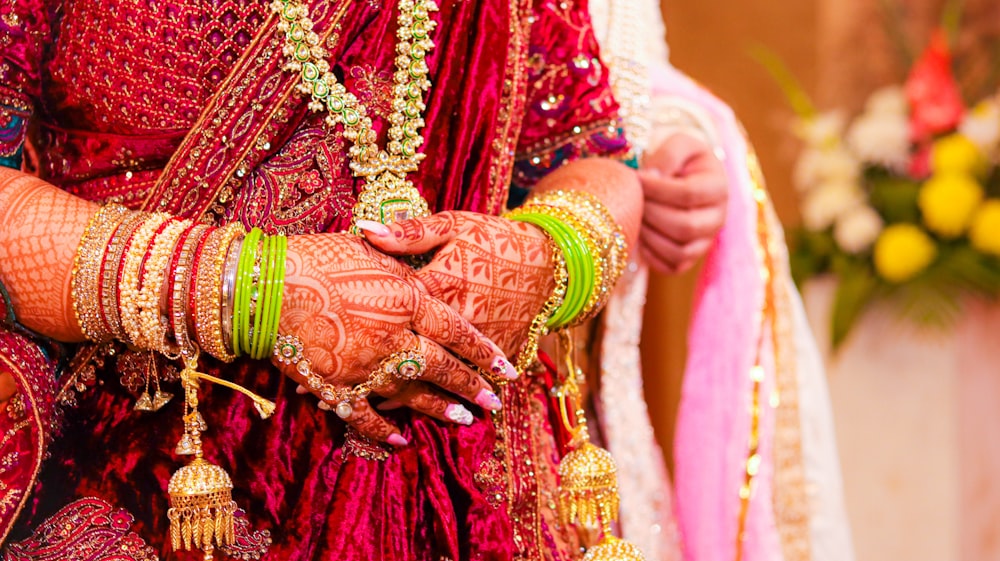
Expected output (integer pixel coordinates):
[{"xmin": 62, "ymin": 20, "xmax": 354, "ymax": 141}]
[
  {"xmin": 868, "ymin": 174, "xmax": 922, "ymax": 223},
  {"xmin": 830, "ymin": 262, "xmax": 880, "ymax": 349}
]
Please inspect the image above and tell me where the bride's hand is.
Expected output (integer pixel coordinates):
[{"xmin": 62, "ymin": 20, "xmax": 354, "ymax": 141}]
[
  {"xmin": 274, "ymin": 233, "xmax": 517, "ymax": 445},
  {"xmin": 356, "ymin": 212, "xmax": 555, "ymax": 358}
]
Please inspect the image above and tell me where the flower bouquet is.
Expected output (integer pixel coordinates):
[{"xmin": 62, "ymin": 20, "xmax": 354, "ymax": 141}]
[{"xmin": 776, "ymin": 30, "xmax": 1000, "ymax": 347}]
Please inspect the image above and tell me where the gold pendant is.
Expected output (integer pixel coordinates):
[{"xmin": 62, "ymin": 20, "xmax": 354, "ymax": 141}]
[
  {"xmin": 152, "ymin": 390, "xmax": 174, "ymax": 411},
  {"xmin": 134, "ymin": 392, "xmax": 154, "ymax": 412},
  {"xmin": 351, "ymin": 169, "xmax": 430, "ymax": 233}
]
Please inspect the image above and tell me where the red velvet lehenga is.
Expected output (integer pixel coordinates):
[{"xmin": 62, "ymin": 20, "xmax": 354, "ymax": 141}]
[{"xmin": 0, "ymin": 0, "xmax": 629, "ymax": 559}]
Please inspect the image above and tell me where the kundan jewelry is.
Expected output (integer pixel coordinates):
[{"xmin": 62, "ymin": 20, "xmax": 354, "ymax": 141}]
[{"xmin": 272, "ymin": 0, "xmax": 437, "ymax": 231}]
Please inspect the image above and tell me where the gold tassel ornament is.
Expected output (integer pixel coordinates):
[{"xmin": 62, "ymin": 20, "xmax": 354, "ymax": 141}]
[
  {"xmin": 554, "ymin": 331, "xmax": 645, "ymax": 561},
  {"xmin": 167, "ymin": 355, "xmax": 275, "ymax": 560}
]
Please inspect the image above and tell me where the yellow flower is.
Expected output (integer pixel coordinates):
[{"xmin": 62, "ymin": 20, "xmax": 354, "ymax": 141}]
[
  {"xmin": 931, "ymin": 133, "xmax": 987, "ymax": 177},
  {"xmin": 873, "ymin": 224, "xmax": 937, "ymax": 283},
  {"xmin": 970, "ymin": 200, "xmax": 1000, "ymax": 257},
  {"xmin": 918, "ymin": 173, "xmax": 984, "ymax": 238}
]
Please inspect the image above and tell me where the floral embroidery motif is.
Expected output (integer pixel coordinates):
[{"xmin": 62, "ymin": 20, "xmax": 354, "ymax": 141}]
[
  {"xmin": 349, "ymin": 65, "xmax": 396, "ymax": 120},
  {"xmin": 1, "ymin": 497, "xmax": 158, "ymax": 561},
  {"xmin": 474, "ymin": 455, "xmax": 507, "ymax": 509}
]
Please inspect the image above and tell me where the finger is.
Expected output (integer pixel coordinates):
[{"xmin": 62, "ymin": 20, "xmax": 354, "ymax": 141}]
[
  {"xmin": 642, "ymin": 200, "xmax": 727, "ymax": 245},
  {"xmin": 410, "ymin": 333, "xmax": 502, "ymax": 410},
  {"xmin": 376, "ymin": 380, "xmax": 478, "ymax": 426},
  {"xmin": 639, "ymin": 245, "xmax": 678, "ymax": 276},
  {"xmin": 638, "ymin": 170, "xmax": 729, "ymax": 209},
  {"xmin": 643, "ymin": 132, "xmax": 718, "ymax": 177},
  {"xmin": 411, "ymin": 290, "xmax": 518, "ymax": 380},
  {"xmin": 357, "ymin": 211, "xmax": 464, "ymax": 256},
  {"xmin": 640, "ymin": 227, "xmax": 713, "ymax": 273},
  {"xmin": 271, "ymin": 343, "xmax": 407, "ymax": 445},
  {"xmin": 338, "ymin": 396, "xmax": 409, "ymax": 446}
]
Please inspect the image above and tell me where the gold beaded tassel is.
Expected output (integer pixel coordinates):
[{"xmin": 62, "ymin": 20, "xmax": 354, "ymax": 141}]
[
  {"xmin": 554, "ymin": 330, "xmax": 645, "ymax": 561},
  {"xmin": 168, "ymin": 354, "xmax": 276, "ymax": 561}
]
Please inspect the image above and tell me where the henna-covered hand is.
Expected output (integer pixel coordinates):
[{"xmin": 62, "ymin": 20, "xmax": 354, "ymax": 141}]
[
  {"xmin": 356, "ymin": 212, "xmax": 555, "ymax": 358},
  {"xmin": 275, "ymin": 233, "xmax": 517, "ymax": 446}
]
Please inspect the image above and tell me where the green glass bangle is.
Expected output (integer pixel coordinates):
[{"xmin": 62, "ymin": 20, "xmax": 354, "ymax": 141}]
[
  {"xmin": 254, "ymin": 235, "xmax": 281, "ymax": 359},
  {"xmin": 511, "ymin": 213, "xmax": 583, "ymax": 328},
  {"xmin": 542, "ymin": 216, "xmax": 594, "ymax": 327},
  {"xmin": 235, "ymin": 228, "xmax": 262, "ymax": 357},
  {"xmin": 250, "ymin": 234, "xmax": 273, "ymax": 359},
  {"xmin": 258, "ymin": 235, "xmax": 287, "ymax": 359},
  {"xmin": 510, "ymin": 212, "xmax": 593, "ymax": 328},
  {"xmin": 243, "ymin": 231, "xmax": 264, "ymax": 356}
]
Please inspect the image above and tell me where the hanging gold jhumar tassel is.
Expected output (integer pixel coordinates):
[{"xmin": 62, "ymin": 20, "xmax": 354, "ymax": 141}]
[
  {"xmin": 167, "ymin": 355, "xmax": 275, "ymax": 561},
  {"xmin": 554, "ymin": 331, "xmax": 645, "ymax": 561}
]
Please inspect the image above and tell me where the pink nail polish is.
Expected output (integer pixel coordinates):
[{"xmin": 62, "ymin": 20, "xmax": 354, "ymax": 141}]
[
  {"xmin": 296, "ymin": 384, "xmax": 308, "ymax": 394},
  {"xmin": 355, "ymin": 219, "xmax": 392, "ymax": 237},
  {"xmin": 492, "ymin": 356, "xmax": 519, "ymax": 380},
  {"xmin": 387, "ymin": 433, "xmax": 409, "ymax": 447},
  {"xmin": 475, "ymin": 389, "xmax": 503, "ymax": 411},
  {"xmin": 445, "ymin": 404, "xmax": 474, "ymax": 425}
]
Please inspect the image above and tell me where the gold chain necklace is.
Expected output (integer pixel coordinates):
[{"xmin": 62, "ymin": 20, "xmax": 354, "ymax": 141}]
[{"xmin": 272, "ymin": 0, "xmax": 437, "ymax": 231}]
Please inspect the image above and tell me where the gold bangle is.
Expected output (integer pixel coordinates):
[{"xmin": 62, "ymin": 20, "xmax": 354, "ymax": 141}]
[
  {"xmin": 138, "ymin": 219, "xmax": 192, "ymax": 353},
  {"xmin": 71, "ymin": 204, "xmax": 131, "ymax": 342},
  {"xmin": 519, "ymin": 190, "xmax": 628, "ymax": 323},
  {"xmin": 194, "ymin": 223, "xmax": 245, "ymax": 362},
  {"xmin": 119, "ymin": 213, "xmax": 172, "ymax": 347},
  {"xmin": 514, "ymin": 233, "xmax": 567, "ymax": 376},
  {"xmin": 100, "ymin": 212, "xmax": 148, "ymax": 340}
]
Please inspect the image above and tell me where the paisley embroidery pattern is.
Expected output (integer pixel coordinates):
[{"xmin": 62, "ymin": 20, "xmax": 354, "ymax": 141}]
[{"xmin": 1, "ymin": 497, "xmax": 158, "ymax": 561}]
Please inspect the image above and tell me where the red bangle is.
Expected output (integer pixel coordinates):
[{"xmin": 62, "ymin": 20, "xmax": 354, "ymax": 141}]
[
  {"xmin": 186, "ymin": 226, "xmax": 214, "ymax": 347},
  {"xmin": 166, "ymin": 226, "xmax": 195, "ymax": 340}
]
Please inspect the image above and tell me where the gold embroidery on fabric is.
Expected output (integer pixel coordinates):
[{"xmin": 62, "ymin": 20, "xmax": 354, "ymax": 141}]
[
  {"xmin": 749, "ymin": 152, "xmax": 813, "ymax": 561},
  {"xmin": 0, "ymin": 342, "xmax": 53, "ymax": 545},
  {"xmin": 487, "ymin": 0, "xmax": 533, "ymax": 212},
  {"xmin": 343, "ymin": 428, "xmax": 391, "ymax": 461},
  {"xmin": 2, "ymin": 497, "xmax": 159, "ymax": 560}
]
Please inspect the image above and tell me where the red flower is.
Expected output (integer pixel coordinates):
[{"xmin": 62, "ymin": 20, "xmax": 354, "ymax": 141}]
[{"xmin": 905, "ymin": 30, "xmax": 965, "ymax": 143}]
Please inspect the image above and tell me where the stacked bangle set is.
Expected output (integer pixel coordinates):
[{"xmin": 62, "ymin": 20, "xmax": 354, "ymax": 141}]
[
  {"xmin": 71, "ymin": 204, "xmax": 286, "ymax": 362},
  {"xmin": 506, "ymin": 189, "xmax": 627, "ymax": 329},
  {"xmin": 504, "ymin": 190, "xmax": 627, "ymax": 373}
]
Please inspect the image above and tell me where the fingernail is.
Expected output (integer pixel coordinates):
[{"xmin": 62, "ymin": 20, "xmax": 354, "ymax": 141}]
[
  {"xmin": 475, "ymin": 389, "xmax": 503, "ymax": 411},
  {"xmin": 387, "ymin": 433, "xmax": 409, "ymax": 447},
  {"xmin": 317, "ymin": 401, "xmax": 331, "ymax": 411},
  {"xmin": 355, "ymin": 220, "xmax": 392, "ymax": 237},
  {"xmin": 377, "ymin": 399, "xmax": 404, "ymax": 411},
  {"xmin": 492, "ymin": 356, "xmax": 518, "ymax": 380},
  {"xmin": 296, "ymin": 384, "xmax": 308, "ymax": 394},
  {"xmin": 445, "ymin": 404, "xmax": 474, "ymax": 426}
]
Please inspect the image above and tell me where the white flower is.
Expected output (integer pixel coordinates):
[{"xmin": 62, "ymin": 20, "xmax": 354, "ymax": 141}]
[
  {"xmin": 846, "ymin": 112, "xmax": 911, "ymax": 171},
  {"xmin": 800, "ymin": 180, "xmax": 864, "ymax": 231},
  {"xmin": 794, "ymin": 111, "xmax": 847, "ymax": 147},
  {"xmin": 834, "ymin": 205, "xmax": 884, "ymax": 253},
  {"xmin": 959, "ymin": 98, "xmax": 1000, "ymax": 155},
  {"xmin": 793, "ymin": 146, "xmax": 860, "ymax": 192},
  {"xmin": 864, "ymin": 86, "xmax": 908, "ymax": 116}
]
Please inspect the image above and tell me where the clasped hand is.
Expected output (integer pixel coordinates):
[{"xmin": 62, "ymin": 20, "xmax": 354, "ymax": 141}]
[{"xmin": 274, "ymin": 232, "xmax": 522, "ymax": 446}]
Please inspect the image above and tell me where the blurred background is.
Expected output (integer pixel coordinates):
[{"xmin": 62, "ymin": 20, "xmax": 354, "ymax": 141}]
[{"xmin": 640, "ymin": 1, "xmax": 1000, "ymax": 560}]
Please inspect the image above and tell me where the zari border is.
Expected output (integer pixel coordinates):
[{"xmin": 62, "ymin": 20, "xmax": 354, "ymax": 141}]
[
  {"xmin": 0, "ymin": 330, "xmax": 56, "ymax": 545},
  {"xmin": 140, "ymin": 0, "xmax": 349, "ymax": 222},
  {"xmin": 486, "ymin": 0, "xmax": 534, "ymax": 214},
  {"xmin": 748, "ymin": 151, "xmax": 813, "ymax": 561}
]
